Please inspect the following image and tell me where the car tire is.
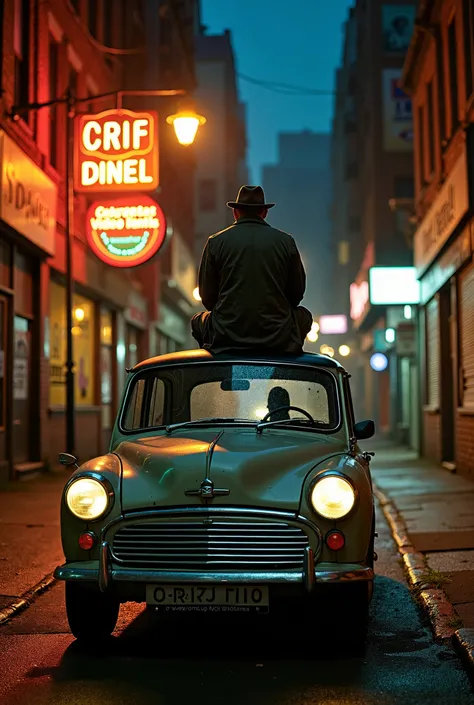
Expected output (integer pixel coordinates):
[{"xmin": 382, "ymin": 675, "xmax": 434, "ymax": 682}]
[{"xmin": 65, "ymin": 582, "xmax": 120, "ymax": 643}]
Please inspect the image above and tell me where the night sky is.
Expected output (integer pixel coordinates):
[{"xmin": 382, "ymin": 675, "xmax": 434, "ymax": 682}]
[{"xmin": 201, "ymin": 0, "xmax": 354, "ymax": 182}]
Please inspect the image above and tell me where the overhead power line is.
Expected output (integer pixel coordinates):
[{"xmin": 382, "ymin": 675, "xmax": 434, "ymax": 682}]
[{"xmin": 237, "ymin": 73, "xmax": 335, "ymax": 96}]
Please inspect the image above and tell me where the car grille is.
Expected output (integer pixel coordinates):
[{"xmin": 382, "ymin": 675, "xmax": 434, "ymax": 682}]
[{"xmin": 112, "ymin": 518, "xmax": 310, "ymax": 571}]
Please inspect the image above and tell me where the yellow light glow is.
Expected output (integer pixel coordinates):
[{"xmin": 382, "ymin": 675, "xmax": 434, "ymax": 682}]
[
  {"xmin": 74, "ymin": 307, "xmax": 85, "ymax": 322},
  {"xmin": 306, "ymin": 330, "xmax": 319, "ymax": 343},
  {"xmin": 193, "ymin": 287, "xmax": 202, "ymax": 302},
  {"xmin": 66, "ymin": 478, "xmax": 109, "ymax": 520},
  {"xmin": 166, "ymin": 111, "xmax": 207, "ymax": 146},
  {"xmin": 312, "ymin": 321, "xmax": 320, "ymax": 333},
  {"xmin": 255, "ymin": 407, "xmax": 268, "ymax": 419},
  {"xmin": 339, "ymin": 345, "xmax": 351, "ymax": 357},
  {"xmin": 311, "ymin": 476, "xmax": 356, "ymax": 519},
  {"xmin": 71, "ymin": 326, "xmax": 82, "ymax": 336}
]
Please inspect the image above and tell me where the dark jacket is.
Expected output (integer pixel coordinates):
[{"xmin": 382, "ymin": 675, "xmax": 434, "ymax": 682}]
[{"xmin": 198, "ymin": 216, "xmax": 307, "ymax": 353}]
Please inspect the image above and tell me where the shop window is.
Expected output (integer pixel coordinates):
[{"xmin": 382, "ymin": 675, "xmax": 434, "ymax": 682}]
[
  {"xmin": 100, "ymin": 309, "xmax": 113, "ymax": 406},
  {"xmin": 199, "ymin": 179, "xmax": 218, "ymax": 213},
  {"xmin": 14, "ymin": 0, "xmax": 30, "ymax": 111},
  {"xmin": 426, "ymin": 297, "xmax": 440, "ymax": 407},
  {"xmin": 459, "ymin": 263, "xmax": 474, "ymax": 407},
  {"xmin": 49, "ymin": 34, "xmax": 59, "ymax": 169},
  {"xmin": 49, "ymin": 282, "xmax": 95, "ymax": 406},
  {"xmin": 0, "ymin": 297, "xmax": 7, "ymax": 429},
  {"xmin": 447, "ymin": 16, "xmax": 459, "ymax": 136}
]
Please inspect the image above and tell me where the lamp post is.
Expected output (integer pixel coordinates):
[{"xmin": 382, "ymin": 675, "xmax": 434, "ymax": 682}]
[{"xmin": 7, "ymin": 89, "xmax": 206, "ymax": 455}]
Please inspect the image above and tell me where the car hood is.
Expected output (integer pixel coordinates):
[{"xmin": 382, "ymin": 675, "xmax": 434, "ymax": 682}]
[{"xmin": 116, "ymin": 428, "xmax": 347, "ymax": 511}]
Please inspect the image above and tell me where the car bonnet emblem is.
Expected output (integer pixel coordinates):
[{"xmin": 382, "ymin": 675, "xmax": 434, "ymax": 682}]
[
  {"xmin": 184, "ymin": 430, "xmax": 229, "ymax": 500},
  {"xmin": 185, "ymin": 478, "xmax": 230, "ymax": 498}
]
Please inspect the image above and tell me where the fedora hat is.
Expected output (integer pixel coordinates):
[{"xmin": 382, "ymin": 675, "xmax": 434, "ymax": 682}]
[{"xmin": 226, "ymin": 185, "xmax": 275, "ymax": 209}]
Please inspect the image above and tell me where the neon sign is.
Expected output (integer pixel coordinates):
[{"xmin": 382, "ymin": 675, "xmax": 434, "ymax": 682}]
[
  {"xmin": 350, "ymin": 281, "xmax": 369, "ymax": 321},
  {"xmin": 74, "ymin": 109, "xmax": 159, "ymax": 193},
  {"xmin": 86, "ymin": 195, "xmax": 166, "ymax": 268}
]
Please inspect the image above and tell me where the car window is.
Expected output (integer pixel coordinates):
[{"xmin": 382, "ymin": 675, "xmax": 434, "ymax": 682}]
[
  {"xmin": 120, "ymin": 363, "xmax": 340, "ymax": 433},
  {"xmin": 190, "ymin": 379, "xmax": 330, "ymax": 423},
  {"xmin": 123, "ymin": 377, "xmax": 165, "ymax": 430}
]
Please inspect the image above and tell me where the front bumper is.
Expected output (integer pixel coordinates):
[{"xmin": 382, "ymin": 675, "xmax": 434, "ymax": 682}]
[{"xmin": 54, "ymin": 543, "xmax": 374, "ymax": 593}]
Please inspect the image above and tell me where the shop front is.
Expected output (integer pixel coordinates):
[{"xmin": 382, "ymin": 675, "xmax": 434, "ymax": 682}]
[
  {"xmin": 0, "ymin": 130, "xmax": 57, "ymax": 485},
  {"xmin": 157, "ymin": 229, "xmax": 197, "ymax": 353},
  {"xmin": 414, "ymin": 142, "xmax": 473, "ymax": 471}
]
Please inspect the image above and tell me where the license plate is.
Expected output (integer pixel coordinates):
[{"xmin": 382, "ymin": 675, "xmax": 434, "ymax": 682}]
[{"xmin": 146, "ymin": 584, "xmax": 269, "ymax": 613}]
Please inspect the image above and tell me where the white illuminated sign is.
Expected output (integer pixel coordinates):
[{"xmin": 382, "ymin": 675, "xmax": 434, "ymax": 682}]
[
  {"xmin": 369, "ymin": 267, "xmax": 420, "ymax": 305},
  {"xmin": 319, "ymin": 315, "xmax": 348, "ymax": 335}
]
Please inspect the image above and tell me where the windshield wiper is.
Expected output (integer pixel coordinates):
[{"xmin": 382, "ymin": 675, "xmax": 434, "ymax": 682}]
[
  {"xmin": 165, "ymin": 418, "xmax": 253, "ymax": 434},
  {"xmin": 255, "ymin": 417, "xmax": 325, "ymax": 435}
]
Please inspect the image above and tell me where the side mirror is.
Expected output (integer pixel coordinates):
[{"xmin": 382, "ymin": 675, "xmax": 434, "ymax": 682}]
[
  {"xmin": 354, "ymin": 419, "xmax": 375, "ymax": 440},
  {"xmin": 59, "ymin": 452, "xmax": 78, "ymax": 467}
]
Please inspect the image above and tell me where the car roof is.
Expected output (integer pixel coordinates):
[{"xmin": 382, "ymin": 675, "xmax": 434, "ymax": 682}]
[{"xmin": 131, "ymin": 348, "xmax": 346, "ymax": 372}]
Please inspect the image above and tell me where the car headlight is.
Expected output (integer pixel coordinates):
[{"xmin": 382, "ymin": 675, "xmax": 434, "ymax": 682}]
[
  {"xmin": 66, "ymin": 477, "xmax": 110, "ymax": 520},
  {"xmin": 310, "ymin": 475, "xmax": 356, "ymax": 520}
]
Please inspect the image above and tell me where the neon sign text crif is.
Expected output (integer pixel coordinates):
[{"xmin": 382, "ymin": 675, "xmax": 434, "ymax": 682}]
[{"xmin": 74, "ymin": 109, "xmax": 159, "ymax": 193}]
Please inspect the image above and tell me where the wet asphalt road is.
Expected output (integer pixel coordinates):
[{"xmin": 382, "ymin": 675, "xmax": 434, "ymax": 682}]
[{"xmin": 0, "ymin": 504, "xmax": 473, "ymax": 705}]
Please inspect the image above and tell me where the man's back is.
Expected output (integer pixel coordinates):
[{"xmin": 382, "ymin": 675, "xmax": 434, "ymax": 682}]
[{"xmin": 198, "ymin": 216, "xmax": 306, "ymax": 353}]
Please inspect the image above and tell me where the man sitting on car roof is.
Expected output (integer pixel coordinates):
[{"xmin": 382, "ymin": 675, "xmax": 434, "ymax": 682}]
[{"xmin": 191, "ymin": 185, "xmax": 313, "ymax": 355}]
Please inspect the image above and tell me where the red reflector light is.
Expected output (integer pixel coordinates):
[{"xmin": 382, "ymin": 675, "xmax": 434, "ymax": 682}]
[
  {"xmin": 78, "ymin": 532, "xmax": 96, "ymax": 550},
  {"xmin": 326, "ymin": 531, "xmax": 345, "ymax": 551}
]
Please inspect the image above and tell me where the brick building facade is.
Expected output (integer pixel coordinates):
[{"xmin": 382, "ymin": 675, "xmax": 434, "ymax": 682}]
[
  {"xmin": 402, "ymin": 0, "xmax": 474, "ymax": 477},
  {"xmin": 0, "ymin": 0, "xmax": 201, "ymax": 486}
]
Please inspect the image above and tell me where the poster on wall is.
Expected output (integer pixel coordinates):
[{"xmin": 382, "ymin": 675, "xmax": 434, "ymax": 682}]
[
  {"xmin": 382, "ymin": 69, "xmax": 413, "ymax": 152},
  {"xmin": 382, "ymin": 5, "xmax": 416, "ymax": 53},
  {"xmin": 13, "ymin": 329, "xmax": 29, "ymax": 401}
]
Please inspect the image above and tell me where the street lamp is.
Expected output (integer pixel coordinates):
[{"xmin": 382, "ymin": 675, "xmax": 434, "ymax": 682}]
[{"xmin": 7, "ymin": 88, "xmax": 205, "ymax": 455}]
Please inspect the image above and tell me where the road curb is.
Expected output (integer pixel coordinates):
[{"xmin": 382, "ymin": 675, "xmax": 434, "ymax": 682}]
[
  {"xmin": 0, "ymin": 572, "xmax": 56, "ymax": 626},
  {"xmin": 453, "ymin": 629, "xmax": 474, "ymax": 684},
  {"xmin": 373, "ymin": 485, "xmax": 459, "ymax": 643}
]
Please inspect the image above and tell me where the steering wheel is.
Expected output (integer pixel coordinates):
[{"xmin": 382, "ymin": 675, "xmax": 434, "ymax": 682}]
[{"xmin": 260, "ymin": 405, "xmax": 316, "ymax": 424}]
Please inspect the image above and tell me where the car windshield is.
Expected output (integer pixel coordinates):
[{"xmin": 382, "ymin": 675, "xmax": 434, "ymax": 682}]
[{"xmin": 121, "ymin": 362, "xmax": 340, "ymax": 433}]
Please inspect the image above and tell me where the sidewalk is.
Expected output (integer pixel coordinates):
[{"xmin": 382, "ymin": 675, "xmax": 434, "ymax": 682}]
[
  {"xmin": 370, "ymin": 440, "xmax": 474, "ymax": 678},
  {"xmin": 0, "ymin": 469, "xmax": 66, "ymax": 621}
]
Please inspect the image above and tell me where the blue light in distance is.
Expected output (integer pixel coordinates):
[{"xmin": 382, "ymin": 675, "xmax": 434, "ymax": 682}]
[{"xmin": 370, "ymin": 353, "xmax": 388, "ymax": 372}]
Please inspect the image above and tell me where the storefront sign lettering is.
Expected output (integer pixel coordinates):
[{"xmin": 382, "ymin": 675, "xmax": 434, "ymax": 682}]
[
  {"xmin": 420, "ymin": 225, "xmax": 472, "ymax": 304},
  {"xmin": 414, "ymin": 150, "xmax": 470, "ymax": 277},
  {"xmin": 0, "ymin": 131, "xmax": 57, "ymax": 254},
  {"xmin": 74, "ymin": 109, "xmax": 159, "ymax": 193},
  {"xmin": 350, "ymin": 281, "xmax": 369, "ymax": 323},
  {"xmin": 86, "ymin": 194, "xmax": 166, "ymax": 268}
]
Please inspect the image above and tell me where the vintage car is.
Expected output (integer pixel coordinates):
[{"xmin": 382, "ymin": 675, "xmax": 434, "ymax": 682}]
[{"xmin": 55, "ymin": 350, "xmax": 376, "ymax": 648}]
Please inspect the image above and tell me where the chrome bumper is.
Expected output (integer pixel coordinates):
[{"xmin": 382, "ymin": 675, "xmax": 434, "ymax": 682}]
[{"xmin": 54, "ymin": 541, "xmax": 374, "ymax": 592}]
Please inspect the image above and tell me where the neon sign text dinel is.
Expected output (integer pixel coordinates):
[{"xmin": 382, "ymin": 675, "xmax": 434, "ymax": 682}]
[
  {"xmin": 86, "ymin": 195, "xmax": 166, "ymax": 268},
  {"xmin": 74, "ymin": 109, "xmax": 159, "ymax": 193}
]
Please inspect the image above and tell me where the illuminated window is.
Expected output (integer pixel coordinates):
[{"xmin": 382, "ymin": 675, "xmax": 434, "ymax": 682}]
[{"xmin": 49, "ymin": 282, "xmax": 95, "ymax": 406}]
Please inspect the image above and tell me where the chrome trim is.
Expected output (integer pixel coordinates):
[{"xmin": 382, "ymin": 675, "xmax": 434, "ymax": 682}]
[
  {"xmin": 308, "ymin": 470, "xmax": 359, "ymax": 521},
  {"xmin": 64, "ymin": 472, "xmax": 115, "ymax": 523},
  {"xmin": 99, "ymin": 541, "xmax": 110, "ymax": 592},
  {"xmin": 54, "ymin": 562, "xmax": 374, "ymax": 586},
  {"xmin": 303, "ymin": 546, "xmax": 315, "ymax": 592},
  {"xmin": 118, "ymin": 362, "xmax": 343, "ymax": 436}
]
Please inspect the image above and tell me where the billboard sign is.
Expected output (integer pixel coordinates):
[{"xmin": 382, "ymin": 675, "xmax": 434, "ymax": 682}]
[
  {"xmin": 86, "ymin": 195, "xmax": 166, "ymax": 268},
  {"xmin": 382, "ymin": 69, "xmax": 413, "ymax": 152},
  {"xmin": 382, "ymin": 5, "xmax": 416, "ymax": 54},
  {"xmin": 74, "ymin": 109, "xmax": 159, "ymax": 193}
]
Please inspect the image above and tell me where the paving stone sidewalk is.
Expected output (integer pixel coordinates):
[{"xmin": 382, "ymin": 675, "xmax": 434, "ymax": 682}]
[
  {"xmin": 370, "ymin": 440, "xmax": 474, "ymax": 630},
  {"xmin": 0, "ymin": 470, "xmax": 67, "ymax": 615}
]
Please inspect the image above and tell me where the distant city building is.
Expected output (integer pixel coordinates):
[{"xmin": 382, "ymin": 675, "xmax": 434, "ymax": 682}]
[
  {"xmin": 262, "ymin": 131, "xmax": 333, "ymax": 320},
  {"xmin": 332, "ymin": 1, "xmax": 417, "ymax": 443},
  {"xmin": 193, "ymin": 30, "xmax": 248, "ymax": 263}
]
